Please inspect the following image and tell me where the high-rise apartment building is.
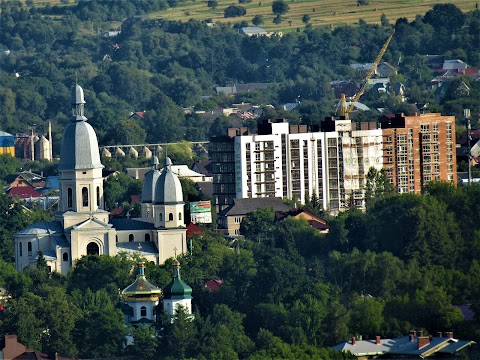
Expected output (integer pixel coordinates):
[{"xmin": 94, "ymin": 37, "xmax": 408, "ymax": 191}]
[
  {"xmin": 211, "ymin": 119, "xmax": 382, "ymax": 213},
  {"xmin": 380, "ymin": 113, "xmax": 456, "ymax": 193}
]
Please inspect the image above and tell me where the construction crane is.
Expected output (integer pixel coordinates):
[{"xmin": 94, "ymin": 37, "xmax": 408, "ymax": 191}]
[{"xmin": 339, "ymin": 30, "xmax": 395, "ymax": 119}]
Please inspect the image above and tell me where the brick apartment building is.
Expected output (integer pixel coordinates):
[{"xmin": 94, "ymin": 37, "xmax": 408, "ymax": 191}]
[{"xmin": 380, "ymin": 113, "xmax": 456, "ymax": 193}]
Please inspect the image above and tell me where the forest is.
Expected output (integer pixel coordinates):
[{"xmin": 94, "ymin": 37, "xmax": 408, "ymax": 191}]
[
  {"xmin": 1, "ymin": 179, "xmax": 480, "ymax": 359},
  {"xmin": 0, "ymin": 1, "xmax": 479, "ymax": 153}
]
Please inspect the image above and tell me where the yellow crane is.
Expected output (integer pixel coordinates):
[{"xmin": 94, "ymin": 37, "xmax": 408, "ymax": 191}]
[{"xmin": 339, "ymin": 30, "xmax": 395, "ymax": 119}]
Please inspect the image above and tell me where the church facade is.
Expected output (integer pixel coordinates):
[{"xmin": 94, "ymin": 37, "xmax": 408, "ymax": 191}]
[{"xmin": 14, "ymin": 85, "xmax": 187, "ymax": 274}]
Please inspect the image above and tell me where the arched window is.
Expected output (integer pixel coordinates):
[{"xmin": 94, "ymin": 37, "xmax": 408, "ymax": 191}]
[
  {"xmin": 86, "ymin": 242, "xmax": 99, "ymax": 255},
  {"xmin": 27, "ymin": 242, "xmax": 32, "ymax": 256},
  {"xmin": 179, "ymin": 212, "xmax": 182, "ymax": 221},
  {"xmin": 129, "ymin": 234, "xmax": 134, "ymax": 242},
  {"xmin": 67, "ymin": 187, "xmax": 73, "ymax": 208},
  {"xmin": 96, "ymin": 186, "xmax": 100, "ymax": 207},
  {"xmin": 169, "ymin": 213, "xmax": 173, "ymax": 221},
  {"xmin": 145, "ymin": 234, "xmax": 150, "ymax": 242},
  {"xmin": 63, "ymin": 252, "xmax": 69, "ymax": 261},
  {"xmin": 19, "ymin": 242, "xmax": 23, "ymax": 257},
  {"xmin": 140, "ymin": 306, "xmax": 147, "ymax": 317},
  {"xmin": 82, "ymin": 187, "xmax": 88, "ymax": 207},
  {"xmin": 159, "ymin": 213, "xmax": 163, "ymax": 221}
]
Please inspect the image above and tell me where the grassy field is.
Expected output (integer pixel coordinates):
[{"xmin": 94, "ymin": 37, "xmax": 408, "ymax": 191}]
[
  {"xmin": 149, "ymin": 0, "xmax": 479, "ymax": 32},
  {"xmin": 19, "ymin": 0, "xmax": 479, "ymax": 32}
]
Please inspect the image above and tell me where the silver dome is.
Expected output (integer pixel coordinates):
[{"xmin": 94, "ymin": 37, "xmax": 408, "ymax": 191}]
[
  {"xmin": 58, "ymin": 121, "xmax": 103, "ymax": 170},
  {"xmin": 154, "ymin": 157, "xmax": 184, "ymax": 204},
  {"xmin": 71, "ymin": 84, "xmax": 86, "ymax": 104},
  {"xmin": 142, "ymin": 169, "xmax": 161, "ymax": 203}
]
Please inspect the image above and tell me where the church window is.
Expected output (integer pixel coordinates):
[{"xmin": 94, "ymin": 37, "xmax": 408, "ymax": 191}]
[
  {"xmin": 116, "ymin": 235, "xmax": 118, "ymax": 243},
  {"xmin": 129, "ymin": 234, "xmax": 134, "ymax": 242},
  {"xmin": 63, "ymin": 252, "xmax": 69, "ymax": 261},
  {"xmin": 86, "ymin": 242, "xmax": 99, "ymax": 255},
  {"xmin": 159, "ymin": 213, "xmax": 163, "ymax": 221},
  {"xmin": 28, "ymin": 242, "xmax": 32, "ymax": 256},
  {"xmin": 141, "ymin": 306, "xmax": 147, "ymax": 317},
  {"xmin": 179, "ymin": 212, "xmax": 182, "ymax": 221},
  {"xmin": 169, "ymin": 213, "xmax": 173, "ymax": 221},
  {"xmin": 153, "ymin": 308, "xmax": 156, "ymax": 317},
  {"xmin": 145, "ymin": 234, "xmax": 150, "ymax": 242},
  {"xmin": 19, "ymin": 242, "xmax": 22, "ymax": 257},
  {"xmin": 82, "ymin": 187, "xmax": 88, "ymax": 207},
  {"xmin": 96, "ymin": 186, "xmax": 100, "ymax": 207},
  {"xmin": 67, "ymin": 187, "xmax": 73, "ymax": 208}
]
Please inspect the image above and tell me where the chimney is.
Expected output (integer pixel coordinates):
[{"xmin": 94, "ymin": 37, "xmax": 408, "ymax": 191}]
[
  {"xmin": 376, "ymin": 336, "xmax": 381, "ymax": 345},
  {"xmin": 419, "ymin": 330, "xmax": 424, "ymax": 337},
  {"xmin": 447, "ymin": 332, "xmax": 454, "ymax": 339},
  {"xmin": 437, "ymin": 332, "xmax": 442, "ymax": 338},
  {"xmin": 55, "ymin": 352, "xmax": 59, "ymax": 360},
  {"xmin": 352, "ymin": 336, "xmax": 356, "ymax": 345},
  {"xmin": 417, "ymin": 336, "xmax": 430, "ymax": 349}
]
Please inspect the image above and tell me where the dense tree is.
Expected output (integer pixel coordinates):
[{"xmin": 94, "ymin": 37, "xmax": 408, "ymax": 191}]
[
  {"xmin": 272, "ymin": 0, "xmax": 289, "ymax": 16},
  {"xmin": 224, "ymin": 5, "xmax": 247, "ymax": 18}
]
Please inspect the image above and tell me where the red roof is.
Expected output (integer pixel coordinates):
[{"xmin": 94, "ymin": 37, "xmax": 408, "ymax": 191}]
[
  {"xmin": 186, "ymin": 222, "xmax": 205, "ymax": 238},
  {"xmin": 111, "ymin": 207, "xmax": 124, "ymax": 216},
  {"xmin": 130, "ymin": 195, "xmax": 141, "ymax": 204},
  {"xmin": 7, "ymin": 186, "xmax": 42, "ymax": 199},
  {"xmin": 205, "ymin": 279, "xmax": 223, "ymax": 293}
]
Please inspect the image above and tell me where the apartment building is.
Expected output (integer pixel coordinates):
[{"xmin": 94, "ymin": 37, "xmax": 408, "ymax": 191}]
[
  {"xmin": 211, "ymin": 119, "xmax": 382, "ymax": 213},
  {"xmin": 380, "ymin": 113, "xmax": 456, "ymax": 193}
]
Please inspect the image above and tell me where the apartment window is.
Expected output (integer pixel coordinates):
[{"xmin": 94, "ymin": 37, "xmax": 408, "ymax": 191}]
[
  {"xmin": 255, "ymin": 153, "xmax": 261, "ymax": 161},
  {"xmin": 255, "ymin": 143, "xmax": 261, "ymax": 151},
  {"xmin": 447, "ymin": 143, "xmax": 453, "ymax": 151},
  {"xmin": 434, "ymin": 164, "xmax": 440, "ymax": 173},
  {"xmin": 246, "ymin": 143, "xmax": 250, "ymax": 150},
  {"xmin": 433, "ymin": 123, "xmax": 438, "ymax": 131},
  {"xmin": 256, "ymin": 174, "xmax": 262, "ymax": 181},
  {"xmin": 421, "ymin": 124, "xmax": 430, "ymax": 132},
  {"xmin": 422, "ymin": 145, "xmax": 430, "ymax": 153},
  {"xmin": 447, "ymin": 154, "xmax": 453, "ymax": 162},
  {"xmin": 433, "ymin": 133, "xmax": 438, "ymax": 142},
  {"xmin": 448, "ymin": 164, "xmax": 454, "ymax": 172}
]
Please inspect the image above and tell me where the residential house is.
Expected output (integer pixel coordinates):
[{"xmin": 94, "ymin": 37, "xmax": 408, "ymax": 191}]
[
  {"xmin": 219, "ymin": 197, "xmax": 291, "ymax": 236},
  {"xmin": 1, "ymin": 334, "xmax": 74, "ymax": 360},
  {"xmin": 275, "ymin": 208, "xmax": 329, "ymax": 233}
]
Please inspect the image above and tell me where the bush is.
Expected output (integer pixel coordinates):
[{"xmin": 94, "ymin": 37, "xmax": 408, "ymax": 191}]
[
  {"xmin": 207, "ymin": 0, "xmax": 218, "ymax": 9},
  {"xmin": 239, "ymin": 0, "xmax": 252, "ymax": 3},
  {"xmin": 224, "ymin": 5, "xmax": 246, "ymax": 18},
  {"xmin": 252, "ymin": 15, "xmax": 264, "ymax": 25}
]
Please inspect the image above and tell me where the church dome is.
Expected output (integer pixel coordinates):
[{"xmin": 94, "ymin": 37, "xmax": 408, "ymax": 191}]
[
  {"xmin": 142, "ymin": 156, "xmax": 161, "ymax": 203},
  {"xmin": 154, "ymin": 157, "xmax": 183, "ymax": 204},
  {"xmin": 58, "ymin": 85, "xmax": 103, "ymax": 171},
  {"xmin": 122, "ymin": 262, "xmax": 162, "ymax": 297},
  {"xmin": 163, "ymin": 258, "xmax": 192, "ymax": 300}
]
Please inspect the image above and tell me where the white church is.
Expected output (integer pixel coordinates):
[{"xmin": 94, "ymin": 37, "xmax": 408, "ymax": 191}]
[{"xmin": 14, "ymin": 84, "xmax": 187, "ymax": 274}]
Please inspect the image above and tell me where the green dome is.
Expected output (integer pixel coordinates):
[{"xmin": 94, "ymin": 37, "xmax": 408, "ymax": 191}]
[{"xmin": 163, "ymin": 259, "xmax": 192, "ymax": 300}]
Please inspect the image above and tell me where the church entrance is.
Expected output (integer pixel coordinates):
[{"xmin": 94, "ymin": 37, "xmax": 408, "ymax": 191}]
[{"xmin": 86, "ymin": 242, "xmax": 100, "ymax": 255}]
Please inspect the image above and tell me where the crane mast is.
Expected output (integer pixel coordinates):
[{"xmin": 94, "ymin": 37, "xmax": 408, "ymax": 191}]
[{"xmin": 340, "ymin": 30, "xmax": 395, "ymax": 119}]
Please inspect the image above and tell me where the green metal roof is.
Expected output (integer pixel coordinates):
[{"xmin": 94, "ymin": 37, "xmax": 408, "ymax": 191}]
[
  {"xmin": 122, "ymin": 262, "xmax": 162, "ymax": 296},
  {"xmin": 163, "ymin": 259, "xmax": 192, "ymax": 300}
]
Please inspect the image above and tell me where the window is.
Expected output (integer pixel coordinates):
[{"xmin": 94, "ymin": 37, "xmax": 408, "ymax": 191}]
[
  {"xmin": 63, "ymin": 252, "xmax": 69, "ymax": 261},
  {"xmin": 67, "ymin": 187, "xmax": 73, "ymax": 208},
  {"xmin": 169, "ymin": 213, "xmax": 173, "ymax": 221},
  {"xmin": 159, "ymin": 213, "xmax": 163, "ymax": 221},
  {"xmin": 141, "ymin": 306, "xmax": 147, "ymax": 317},
  {"xmin": 28, "ymin": 242, "xmax": 32, "ymax": 256},
  {"xmin": 129, "ymin": 234, "xmax": 134, "ymax": 242},
  {"xmin": 86, "ymin": 242, "xmax": 99, "ymax": 255},
  {"xmin": 96, "ymin": 186, "xmax": 100, "ymax": 207},
  {"xmin": 447, "ymin": 154, "xmax": 453, "ymax": 162},
  {"xmin": 116, "ymin": 235, "xmax": 118, "ymax": 243},
  {"xmin": 255, "ymin": 142, "xmax": 260, "ymax": 151},
  {"xmin": 448, "ymin": 164, "xmax": 453, "ymax": 172},
  {"xmin": 82, "ymin": 187, "xmax": 88, "ymax": 207},
  {"xmin": 19, "ymin": 242, "xmax": 22, "ymax": 257},
  {"xmin": 145, "ymin": 234, "xmax": 150, "ymax": 242},
  {"xmin": 179, "ymin": 212, "xmax": 182, "ymax": 221}
]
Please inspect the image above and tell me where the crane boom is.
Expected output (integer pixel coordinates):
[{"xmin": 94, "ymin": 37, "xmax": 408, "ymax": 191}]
[{"xmin": 340, "ymin": 30, "xmax": 395, "ymax": 118}]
